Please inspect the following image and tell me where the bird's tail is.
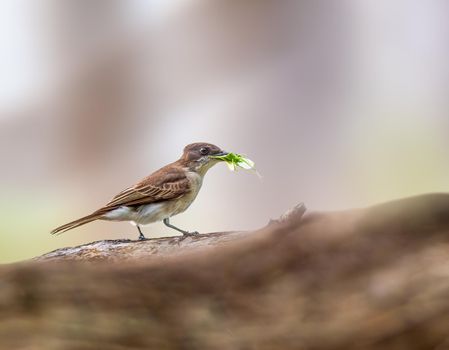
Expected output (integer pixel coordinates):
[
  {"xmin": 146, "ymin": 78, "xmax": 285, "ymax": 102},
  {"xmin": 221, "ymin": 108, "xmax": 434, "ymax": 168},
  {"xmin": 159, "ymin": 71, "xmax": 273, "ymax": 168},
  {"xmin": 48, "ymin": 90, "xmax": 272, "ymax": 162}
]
[{"xmin": 51, "ymin": 212, "xmax": 103, "ymax": 235}]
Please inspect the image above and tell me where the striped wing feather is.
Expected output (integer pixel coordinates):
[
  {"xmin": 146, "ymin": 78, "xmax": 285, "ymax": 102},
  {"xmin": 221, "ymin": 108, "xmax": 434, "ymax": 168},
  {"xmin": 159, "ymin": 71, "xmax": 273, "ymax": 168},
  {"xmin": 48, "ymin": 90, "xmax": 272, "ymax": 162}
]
[
  {"xmin": 101, "ymin": 170, "xmax": 190, "ymax": 210},
  {"xmin": 51, "ymin": 167, "xmax": 190, "ymax": 235}
]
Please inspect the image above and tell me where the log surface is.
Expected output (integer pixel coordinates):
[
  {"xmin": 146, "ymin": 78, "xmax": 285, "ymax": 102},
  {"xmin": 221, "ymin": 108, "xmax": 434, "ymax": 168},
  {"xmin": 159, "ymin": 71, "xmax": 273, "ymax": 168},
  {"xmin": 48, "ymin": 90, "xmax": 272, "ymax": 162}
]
[
  {"xmin": 2, "ymin": 196, "xmax": 449, "ymax": 350},
  {"xmin": 36, "ymin": 203, "xmax": 306, "ymax": 262}
]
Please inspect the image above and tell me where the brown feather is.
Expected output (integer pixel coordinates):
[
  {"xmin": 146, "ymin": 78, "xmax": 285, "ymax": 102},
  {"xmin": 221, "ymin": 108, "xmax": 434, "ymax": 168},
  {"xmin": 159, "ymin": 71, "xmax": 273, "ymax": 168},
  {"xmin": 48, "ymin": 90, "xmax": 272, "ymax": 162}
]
[
  {"xmin": 50, "ymin": 212, "xmax": 103, "ymax": 235},
  {"xmin": 51, "ymin": 142, "xmax": 225, "ymax": 235},
  {"xmin": 51, "ymin": 164, "xmax": 191, "ymax": 234},
  {"xmin": 103, "ymin": 165, "xmax": 190, "ymax": 209}
]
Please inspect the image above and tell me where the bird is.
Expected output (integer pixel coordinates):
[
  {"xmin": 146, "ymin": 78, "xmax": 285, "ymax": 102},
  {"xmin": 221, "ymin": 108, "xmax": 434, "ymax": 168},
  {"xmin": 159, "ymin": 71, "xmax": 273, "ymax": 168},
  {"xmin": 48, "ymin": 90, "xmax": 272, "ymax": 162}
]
[{"xmin": 51, "ymin": 142, "xmax": 228, "ymax": 240}]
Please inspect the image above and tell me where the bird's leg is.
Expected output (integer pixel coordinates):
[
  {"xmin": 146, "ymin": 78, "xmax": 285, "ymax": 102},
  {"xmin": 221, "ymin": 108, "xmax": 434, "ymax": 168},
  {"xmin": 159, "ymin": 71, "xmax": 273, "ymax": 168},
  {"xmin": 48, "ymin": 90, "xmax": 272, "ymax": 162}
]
[
  {"xmin": 136, "ymin": 225, "xmax": 147, "ymax": 240},
  {"xmin": 163, "ymin": 218, "xmax": 199, "ymax": 237}
]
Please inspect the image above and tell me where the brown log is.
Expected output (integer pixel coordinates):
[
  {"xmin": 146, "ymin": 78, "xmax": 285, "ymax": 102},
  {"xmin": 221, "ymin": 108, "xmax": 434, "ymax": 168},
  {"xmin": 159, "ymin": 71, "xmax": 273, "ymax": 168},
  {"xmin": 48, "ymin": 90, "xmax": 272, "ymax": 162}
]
[{"xmin": 1, "ymin": 195, "xmax": 449, "ymax": 349}]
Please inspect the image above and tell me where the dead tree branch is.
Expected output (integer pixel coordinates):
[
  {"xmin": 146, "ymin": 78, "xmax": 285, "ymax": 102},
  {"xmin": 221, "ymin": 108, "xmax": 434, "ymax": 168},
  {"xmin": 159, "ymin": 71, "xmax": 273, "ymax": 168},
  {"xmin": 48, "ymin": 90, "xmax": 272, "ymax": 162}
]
[{"xmin": 2, "ymin": 196, "xmax": 449, "ymax": 350}]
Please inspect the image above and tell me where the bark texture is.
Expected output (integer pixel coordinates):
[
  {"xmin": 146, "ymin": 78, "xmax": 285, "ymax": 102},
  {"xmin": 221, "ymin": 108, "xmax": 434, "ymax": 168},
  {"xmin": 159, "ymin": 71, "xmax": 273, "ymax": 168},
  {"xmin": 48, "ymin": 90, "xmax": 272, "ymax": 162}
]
[{"xmin": 1, "ymin": 195, "xmax": 449, "ymax": 350}]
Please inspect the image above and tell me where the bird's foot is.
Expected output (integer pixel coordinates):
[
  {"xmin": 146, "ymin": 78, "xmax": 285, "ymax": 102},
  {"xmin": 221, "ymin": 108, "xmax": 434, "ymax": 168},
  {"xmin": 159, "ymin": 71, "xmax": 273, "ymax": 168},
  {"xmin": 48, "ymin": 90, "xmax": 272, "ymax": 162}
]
[
  {"xmin": 138, "ymin": 234, "xmax": 147, "ymax": 241},
  {"xmin": 182, "ymin": 231, "xmax": 199, "ymax": 237}
]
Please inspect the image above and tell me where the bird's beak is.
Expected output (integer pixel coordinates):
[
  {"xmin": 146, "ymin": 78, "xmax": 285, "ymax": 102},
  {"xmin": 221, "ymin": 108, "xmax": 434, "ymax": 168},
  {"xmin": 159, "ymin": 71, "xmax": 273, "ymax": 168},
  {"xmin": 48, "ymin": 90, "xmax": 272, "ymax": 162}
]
[{"xmin": 214, "ymin": 150, "xmax": 228, "ymax": 156}]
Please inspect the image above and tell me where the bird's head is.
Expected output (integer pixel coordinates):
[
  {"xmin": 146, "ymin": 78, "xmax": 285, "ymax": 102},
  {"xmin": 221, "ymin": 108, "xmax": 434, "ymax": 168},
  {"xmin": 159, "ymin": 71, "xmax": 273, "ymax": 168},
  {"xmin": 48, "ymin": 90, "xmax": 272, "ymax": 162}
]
[{"xmin": 181, "ymin": 142, "xmax": 228, "ymax": 175}]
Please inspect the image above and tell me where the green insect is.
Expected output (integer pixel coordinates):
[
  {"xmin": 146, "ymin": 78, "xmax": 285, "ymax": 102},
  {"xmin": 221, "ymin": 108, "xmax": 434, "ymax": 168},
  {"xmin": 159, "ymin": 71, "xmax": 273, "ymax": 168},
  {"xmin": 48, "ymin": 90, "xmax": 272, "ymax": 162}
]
[{"xmin": 211, "ymin": 152, "xmax": 258, "ymax": 173}]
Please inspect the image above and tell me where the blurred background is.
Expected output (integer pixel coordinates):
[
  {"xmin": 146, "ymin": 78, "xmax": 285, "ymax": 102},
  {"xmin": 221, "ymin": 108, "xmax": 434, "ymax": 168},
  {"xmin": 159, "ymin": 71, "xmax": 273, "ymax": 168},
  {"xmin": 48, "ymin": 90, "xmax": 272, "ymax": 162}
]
[{"xmin": 1, "ymin": 0, "xmax": 448, "ymax": 263}]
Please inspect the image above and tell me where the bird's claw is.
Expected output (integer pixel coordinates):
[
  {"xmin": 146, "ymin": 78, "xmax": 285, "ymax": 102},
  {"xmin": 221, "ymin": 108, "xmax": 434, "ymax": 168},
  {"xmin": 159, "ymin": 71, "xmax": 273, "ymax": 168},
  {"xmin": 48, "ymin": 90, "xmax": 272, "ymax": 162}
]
[{"xmin": 182, "ymin": 231, "xmax": 199, "ymax": 237}]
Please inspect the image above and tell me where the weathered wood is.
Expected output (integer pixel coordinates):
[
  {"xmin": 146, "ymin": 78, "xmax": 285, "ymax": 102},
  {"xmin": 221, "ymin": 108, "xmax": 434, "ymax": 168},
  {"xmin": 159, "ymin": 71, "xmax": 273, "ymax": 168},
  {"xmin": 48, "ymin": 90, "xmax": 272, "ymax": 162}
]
[
  {"xmin": 36, "ymin": 203, "xmax": 306, "ymax": 262},
  {"xmin": 36, "ymin": 231, "xmax": 248, "ymax": 262},
  {"xmin": 2, "ymin": 196, "xmax": 449, "ymax": 350}
]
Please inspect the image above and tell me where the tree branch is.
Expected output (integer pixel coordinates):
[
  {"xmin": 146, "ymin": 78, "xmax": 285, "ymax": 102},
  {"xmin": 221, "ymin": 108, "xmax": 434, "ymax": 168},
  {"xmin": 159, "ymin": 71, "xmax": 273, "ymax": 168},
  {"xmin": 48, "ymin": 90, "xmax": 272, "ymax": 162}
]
[
  {"xmin": 36, "ymin": 203, "xmax": 307, "ymax": 262},
  {"xmin": 2, "ymin": 196, "xmax": 449, "ymax": 350}
]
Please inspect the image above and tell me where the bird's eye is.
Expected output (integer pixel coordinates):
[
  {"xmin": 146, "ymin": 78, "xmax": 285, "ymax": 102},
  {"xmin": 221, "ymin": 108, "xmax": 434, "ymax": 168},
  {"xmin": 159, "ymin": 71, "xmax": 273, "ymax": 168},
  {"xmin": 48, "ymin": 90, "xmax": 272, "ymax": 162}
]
[{"xmin": 200, "ymin": 147, "xmax": 209, "ymax": 155}]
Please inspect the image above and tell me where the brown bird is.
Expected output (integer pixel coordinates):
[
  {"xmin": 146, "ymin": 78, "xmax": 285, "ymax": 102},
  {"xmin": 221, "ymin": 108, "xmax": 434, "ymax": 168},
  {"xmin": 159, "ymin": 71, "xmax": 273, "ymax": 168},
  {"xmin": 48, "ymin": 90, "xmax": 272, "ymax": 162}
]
[{"xmin": 51, "ymin": 142, "xmax": 228, "ymax": 239}]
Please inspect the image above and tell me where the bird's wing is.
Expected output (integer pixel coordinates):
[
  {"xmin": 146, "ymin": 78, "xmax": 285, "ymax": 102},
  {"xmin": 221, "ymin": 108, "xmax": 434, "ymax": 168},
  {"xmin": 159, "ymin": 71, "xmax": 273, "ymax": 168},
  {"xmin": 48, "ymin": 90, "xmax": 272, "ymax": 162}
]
[{"xmin": 100, "ymin": 170, "xmax": 190, "ymax": 210}]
